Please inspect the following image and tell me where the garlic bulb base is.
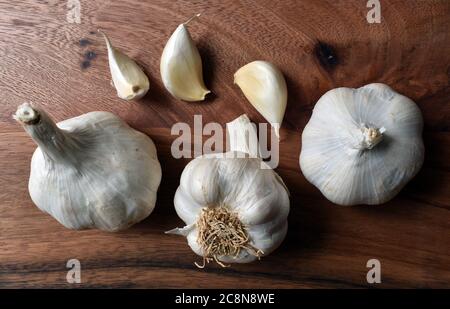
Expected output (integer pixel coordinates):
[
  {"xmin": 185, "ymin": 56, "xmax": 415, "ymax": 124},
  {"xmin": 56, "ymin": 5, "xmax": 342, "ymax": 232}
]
[{"xmin": 195, "ymin": 206, "xmax": 263, "ymax": 268}]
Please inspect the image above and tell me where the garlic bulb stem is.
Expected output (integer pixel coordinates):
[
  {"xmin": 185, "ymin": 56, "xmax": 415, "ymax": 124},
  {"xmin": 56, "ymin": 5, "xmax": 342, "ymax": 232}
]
[
  {"xmin": 226, "ymin": 114, "xmax": 259, "ymax": 157},
  {"xmin": 15, "ymin": 103, "xmax": 162, "ymax": 231},
  {"xmin": 15, "ymin": 103, "xmax": 82, "ymax": 166},
  {"xmin": 360, "ymin": 126, "xmax": 385, "ymax": 150}
]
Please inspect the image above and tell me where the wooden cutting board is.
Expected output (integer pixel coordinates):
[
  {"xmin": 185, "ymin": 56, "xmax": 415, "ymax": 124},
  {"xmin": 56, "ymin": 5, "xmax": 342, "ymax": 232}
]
[{"xmin": 0, "ymin": 0, "xmax": 449, "ymax": 288}]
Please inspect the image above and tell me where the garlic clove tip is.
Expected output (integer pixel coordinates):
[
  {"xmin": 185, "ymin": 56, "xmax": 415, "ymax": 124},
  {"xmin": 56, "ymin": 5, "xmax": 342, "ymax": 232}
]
[{"xmin": 184, "ymin": 13, "xmax": 202, "ymax": 25}]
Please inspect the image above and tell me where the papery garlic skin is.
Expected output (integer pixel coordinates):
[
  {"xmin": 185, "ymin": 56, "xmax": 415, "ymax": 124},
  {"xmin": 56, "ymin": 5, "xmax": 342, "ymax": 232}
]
[
  {"xmin": 15, "ymin": 103, "xmax": 161, "ymax": 231},
  {"xmin": 168, "ymin": 115, "xmax": 290, "ymax": 264},
  {"xmin": 234, "ymin": 61, "xmax": 287, "ymax": 138},
  {"xmin": 160, "ymin": 15, "xmax": 210, "ymax": 101},
  {"xmin": 300, "ymin": 83, "xmax": 424, "ymax": 206},
  {"xmin": 100, "ymin": 31, "xmax": 150, "ymax": 100}
]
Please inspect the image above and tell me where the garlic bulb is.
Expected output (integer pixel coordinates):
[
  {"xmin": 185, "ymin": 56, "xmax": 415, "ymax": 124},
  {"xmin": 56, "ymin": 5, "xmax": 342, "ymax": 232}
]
[
  {"xmin": 168, "ymin": 114, "xmax": 290, "ymax": 267},
  {"xmin": 99, "ymin": 30, "xmax": 150, "ymax": 100},
  {"xmin": 14, "ymin": 103, "xmax": 161, "ymax": 231},
  {"xmin": 234, "ymin": 61, "xmax": 287, "ymax": 138},
  {"xmin": 160, "ymin": 14, "xmax": 210, "ymax": 101},
  {"xmin": 300, "ymin": 83, "xmax": 424, "ymax": 206}
]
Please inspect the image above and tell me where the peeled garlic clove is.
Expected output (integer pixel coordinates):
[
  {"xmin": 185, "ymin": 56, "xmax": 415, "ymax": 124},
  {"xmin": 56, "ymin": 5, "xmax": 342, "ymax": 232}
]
[
  {"xmin": 300, "ymin": 83, "xmax": 424, "ymax": 206},
  {"xmin": 234, "ymin": 61, "xmax": 287, "ymax": 138},
  {"xmin": 160, "ymin": 14, "xmax": 210, "ymax": 101},
  {"xmin": 14, "ymin": 103, "xmax": 161, "ymax": 231},
  {"xmin": 99, "ymin": 30, "xmax": 149, "ymax": 100}
]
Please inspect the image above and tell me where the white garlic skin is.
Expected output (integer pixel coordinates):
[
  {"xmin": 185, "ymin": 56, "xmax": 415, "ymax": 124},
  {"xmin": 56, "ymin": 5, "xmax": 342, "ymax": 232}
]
[
  {"xmin": 173, "ymin": 155, "xmax": 290, "ymax": 263},
  {"xmin": 300, "ymin": 83, "xmax": 424, "ymax": 206},
  {"xmin": 160, "ymin": 16, "xmax": 210, "ymax": 101},
  {"xmin": 15, "ymin": 104, "xmax": 161, "ymax": 231},
  {"xmin": 234, "ymin": 61, "xmax": 287, "ymax": 138},
  {"xmin": 100, "ymin": 31, "xmax": 150, "ymax": 100},
  {"xmin": 169, "ymin": 115, "xmax": 290, "ymax": 263}
]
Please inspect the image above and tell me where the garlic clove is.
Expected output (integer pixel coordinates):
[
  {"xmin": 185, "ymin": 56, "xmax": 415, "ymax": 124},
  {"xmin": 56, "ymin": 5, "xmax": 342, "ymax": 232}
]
[
  {"xmin": 160, "ymin": 14, "xmax": 210, "ymax": 102},
  {"xmin": 234, "ymin": 61, "xmax": 287, "ymax": 138},
  {"xmin": 99, "ymin": 30, "xmax": 150, "ymax": 100}
]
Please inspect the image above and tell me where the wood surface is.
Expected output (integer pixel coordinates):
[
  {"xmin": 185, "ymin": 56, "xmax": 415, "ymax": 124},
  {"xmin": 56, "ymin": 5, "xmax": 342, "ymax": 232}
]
[{"xmin": 0, "ymin": 0, "xmax": 449, "ymax": 288}]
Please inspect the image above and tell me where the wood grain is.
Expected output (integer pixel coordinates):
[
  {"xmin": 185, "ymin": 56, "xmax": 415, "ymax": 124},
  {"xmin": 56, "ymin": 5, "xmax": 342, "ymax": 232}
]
[{"xmin": 0, "ymin": 0, "xmax": 449, "ymax": 288}]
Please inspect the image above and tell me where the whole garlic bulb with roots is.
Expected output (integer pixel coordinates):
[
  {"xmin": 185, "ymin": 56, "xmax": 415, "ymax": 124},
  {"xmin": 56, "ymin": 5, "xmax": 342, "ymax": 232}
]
[
  {"xmin": 14, "ymin": 103, "xmax": 162, "ymax": 231},
  {"xmin": 300, "ymin": 83, "xmax": 424, "ymax": 206},
  {"xmin": 167, "ymin": 114, "xmax": 290, "ymax": 267}
]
